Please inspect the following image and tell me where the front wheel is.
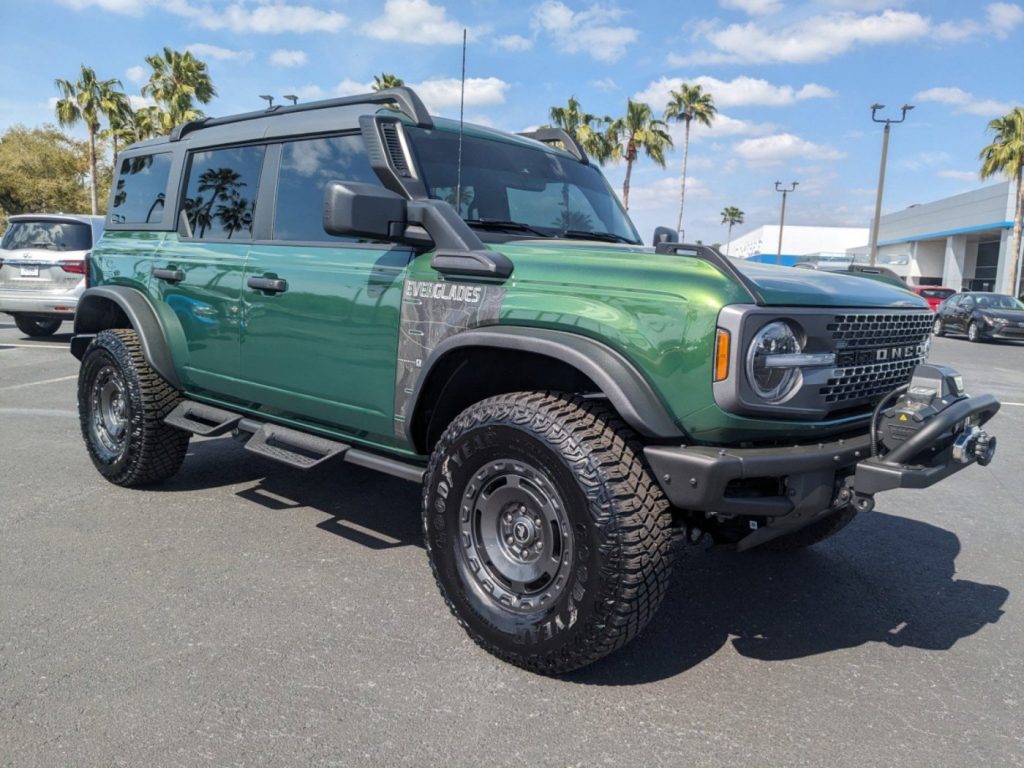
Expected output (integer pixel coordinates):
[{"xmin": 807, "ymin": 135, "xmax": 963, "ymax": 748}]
[
  {"xmin": 967, "ymin": 321, "xmax": 981, "ymax": 342},
  {"xmin": 14, "ymin": 315, "xmax": 62, "ymax": 337},
  {"xmin": 422, "ymin": 392, "xmax": 673, "ymax": 675},
  {"xmin": 78, "ymin": 328, "xmax": 190, "ymax": 486}
]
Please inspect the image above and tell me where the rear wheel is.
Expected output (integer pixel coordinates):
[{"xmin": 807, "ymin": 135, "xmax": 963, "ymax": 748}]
[
  {"xmin": 78, "ymin": 328, "xmax": 190, "ymax": 486},
  {"xmin": 967, "ymin": 321, "xmax": 981, "ymax": 342},
  {"xmin": 422, "ymin": 392, "xmax": 673, "ymax": 675},
  {"xmin": 14, "ymin": 315, "xmax": 61, "ymax": 337},
  {"xmin": 762, "ymin": 506, "xmax": 858, "ymax": 551},
  {"xmin": 932, "ymin": 317, "xmax": 944, "ymax": 337}
]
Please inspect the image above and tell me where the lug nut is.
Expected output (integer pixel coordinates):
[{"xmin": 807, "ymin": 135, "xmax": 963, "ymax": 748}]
[{"xmin": 506, "ymin": 536, "xmax": 514, "ymax": 545}]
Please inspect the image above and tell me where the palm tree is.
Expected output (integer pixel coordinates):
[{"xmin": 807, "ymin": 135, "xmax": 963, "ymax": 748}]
[
  {"xmin": 664, "ymin": 83, "xmax": 717, "ymax": 236},
  {"xmin": 54, "ymin": 66, "xmax": 127, "ymax": 214},
  {"xmin": 720, "ymin": 206, "xmax": 744, "ymax": 255},
  {"xmin": 99, "ymin": 90, "xmax": 135, "ymax": 167},
  {"xmin": 980, "ymin": 106, "xmax": 1024, "ymax": 297},
  {"xmin": 372, "ymin": 73, "xmax": 405, "ymax": 91},
  {"xmin": 142, "ymin": 47, "xmax": 216, "ymax": 133},
  {"xmin": 607, "ymin": 100, "xmax": 673, "ymax": 210},
  {"xmin": 548, "ymin": 97, "xmax": 614, "ymax": 163}
]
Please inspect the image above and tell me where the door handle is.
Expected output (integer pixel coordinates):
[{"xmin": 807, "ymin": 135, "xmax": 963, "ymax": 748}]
[
  {"xmin": 248, "ymin": 276, "xmax": 288, "ymax": 294},
  {"xmin": 152, "ymin": 267, "xmax": 185, "ymax": 283}
]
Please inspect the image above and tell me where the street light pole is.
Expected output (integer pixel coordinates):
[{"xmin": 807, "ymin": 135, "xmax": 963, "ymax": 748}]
[
  {"xmin": 775, "ymin": 181, "xmax": 798, "ymax": 264},
  {"xmin": 868, "ymin": 103, "xmax": 913, "ymax": 266}
]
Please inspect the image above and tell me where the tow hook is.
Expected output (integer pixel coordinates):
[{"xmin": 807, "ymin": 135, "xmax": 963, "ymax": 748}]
[{"xmin": 952, "ymin": 424, "xmax": 997, "ymax": 466}]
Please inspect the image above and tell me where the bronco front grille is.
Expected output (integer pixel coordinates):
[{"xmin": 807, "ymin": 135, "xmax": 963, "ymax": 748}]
[{"xmin": 821, "ymin": 311, "xmax": 933, "ymax": 405}]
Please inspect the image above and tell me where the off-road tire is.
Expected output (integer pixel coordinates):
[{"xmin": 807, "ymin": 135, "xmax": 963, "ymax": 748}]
[
  {"xmin": 422, "ymin": 392, "xmax": 673, "ymax": 675},
  {"xmin": 762, "ymin": 505, "xmax": 859, "ymax": 551},
  {"xmin": 932, "ymin": 317, "xmax": 944, "ymax": 337},
  {"xmin": 78, "ymin": 328, "xmax": 190, "ymax": 486},
  {"xmin": 967, "ymin": 321, "xmax": 981, "ymax": 342},
  {"xmin": 14, "ymin": 315, "xmax": 62, "ymax": 337}
]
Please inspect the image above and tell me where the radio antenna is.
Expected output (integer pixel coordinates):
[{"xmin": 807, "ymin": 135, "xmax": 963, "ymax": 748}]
[{"xmin": 455, "ymin": 28, "xmax": 467, "ymax": 215}]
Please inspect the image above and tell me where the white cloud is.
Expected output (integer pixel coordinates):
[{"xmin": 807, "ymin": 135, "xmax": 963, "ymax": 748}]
[
  {"xmin": 363, "ymin": 0, "xmax": 474, "ymax": 44},
  {"xmin": 283, "ymin": 84, "xmax": 324, "ymax": 101},
  {"xmin": 270, "ymin": 49, "xmax": 307, "ymax": 67},
  {"xmin": 55, "ymin": 0, "xmax": 146, "ymax": 13},
  {"xmin": 913, "ymin": 87, "xmax": 1013, "ymax": 116},
  {"xmin": 165, "ymin": 1, "xmax": 348, "ymax": 34},
  {"xmin": 333, "ymin": 79, "xmax": 374, "ymax": 96},
  {"xmin": 987, "ymin": 1, "xmax": 1024, "ymax": 33},
  {"xmin": 899, "ymin": 150, "xmax": 950, "ymax": 171},
  {"xmin": 719, "ymin": 0, "xmax": 782, "ymax": 15},
  {"xmin": 531, "ymin": 1, "xmax": 639, "ymax": 62},
  {"xmin": 936, "ymin": 1, "xmax": 1024, "ymax": 40},
  {"xmin": 411, "ymin": 77, "xmax": 510, "ymax": 110},
  {"xmin": 734, "ymin": 134, "xmax": 845, "ymax": 165},
  {"xmin": 495, "ymin": 34, "xmax": 533, "ymax": 51},
  {"xmin": 590, "ymin": 77, "xmax": 618, "ymax": 92},
  {"xmin": 635, "ymin": 75, "xmax": 834, "ymax": 109},
  {"xmin": 129, "ymin": 94, "xmax": 156, "ymax": 110},
  {"xmin": 627, "ymin": 177, "xmax": 707, "ymax": 210},
  {"xmin": 125, "ymin": 65, "xmax": 148, "ymax": 85},
  {"xmin": 938, "ymin": 170, "xmax": 980, "ymax": 182},
  {"xmin": 673, "ymin": 9, "xmax": 930, "ymax": 64},
  {"xmin": 186, "ymin": 42, "xmax": 252, "ymax": 61}
]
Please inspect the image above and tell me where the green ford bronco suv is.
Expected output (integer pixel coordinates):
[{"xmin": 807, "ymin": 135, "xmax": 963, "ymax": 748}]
[{"xmin": 71, "ymin": 88, "xmax": 1000, "ymax": 674}]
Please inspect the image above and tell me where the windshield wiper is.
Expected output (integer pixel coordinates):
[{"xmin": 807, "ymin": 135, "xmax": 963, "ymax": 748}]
[
  {"xmin": 559, "ymin": 229, "xmax": 635, "ymax": 244},
  {"xmin": 464, "ymin": 219, "xmax": 550, "ymax": 237}
]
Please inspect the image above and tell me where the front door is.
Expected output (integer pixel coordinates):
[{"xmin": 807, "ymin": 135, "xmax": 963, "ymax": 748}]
[{"xmin": 236, "ymin": 135, "xmax": 412, "ymax": 444}]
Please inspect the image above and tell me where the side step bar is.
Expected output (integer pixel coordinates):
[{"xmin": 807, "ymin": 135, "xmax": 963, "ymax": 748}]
[{"xmin": 164, "ymin": 400, "xmax": 425, "ymax": 482}]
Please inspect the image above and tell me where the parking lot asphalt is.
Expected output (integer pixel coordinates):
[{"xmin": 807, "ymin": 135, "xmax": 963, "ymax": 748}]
[{"xmin": 1, "ymin": 319, "xmax": 1022, "ymax": 768}]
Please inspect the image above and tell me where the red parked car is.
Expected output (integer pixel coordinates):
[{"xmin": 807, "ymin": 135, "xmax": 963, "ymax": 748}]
[{"xmin": 911, "ymin": 286, "xmax": 956, "ymax": 311}]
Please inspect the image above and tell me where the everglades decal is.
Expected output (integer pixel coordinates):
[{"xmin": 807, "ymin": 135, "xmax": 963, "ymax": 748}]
[{"xmin": 394, "ymin": 280, "xmax": 505, "ymax": 436}]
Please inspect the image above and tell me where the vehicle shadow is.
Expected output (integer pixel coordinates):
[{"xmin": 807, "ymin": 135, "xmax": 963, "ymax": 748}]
[
  {"xmin": 159, "ymin": 438, "xmax": 1008, "ymax": 684},
  {"xmin": 568, "ymin": 512, "xmax": 1008, "ymax": 685},
  {"xmin": 161, "ymin": 436, "xmax": 424, "ymax": 549}
]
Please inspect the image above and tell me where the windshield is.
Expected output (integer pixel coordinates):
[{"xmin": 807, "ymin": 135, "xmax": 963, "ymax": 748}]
[
  {"xmin": 1, "ymin": 220, "xmax": 92, "ymax": 252},
  {"xmin": 975, "ymin": 294, "xmax": 1024, "ymax": 310},
  {"xmin": 921, "ymin": 288, "xmax": 955, "ymax": 300},
  {"xmin": 406, "ymin": 127, "xmax": 641, "ymax": 244}
]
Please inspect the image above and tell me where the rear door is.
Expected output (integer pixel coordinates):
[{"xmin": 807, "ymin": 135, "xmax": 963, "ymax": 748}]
[
  {"xmin": 237, "ymin": 134, "xmax": 412, "ymax": 442},
  {"xmin": 153, "ymin": 144, "xmax": 267, "ymax": 397}
]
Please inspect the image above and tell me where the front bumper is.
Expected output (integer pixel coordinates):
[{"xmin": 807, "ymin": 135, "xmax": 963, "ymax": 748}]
[
  {"xmin": 0, "ymin": 290, "xmax": 80, "ymax": 318},
  {"xmin": 980, "ymin": 323, "xmax": 1024, "ymax": 341},
  {"xmin": 645, "ymin": 390, "xmax": 1000, "ymax": 538}
]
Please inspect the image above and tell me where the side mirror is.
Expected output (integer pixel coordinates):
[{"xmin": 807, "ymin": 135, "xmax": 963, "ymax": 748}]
[
  {"xmin": 323, "ymin": 181, "xmax": 408, "ymax": 240},
  {"xmin": 653, "ymin": 226, "xmax": 678, "ymax": 246}
]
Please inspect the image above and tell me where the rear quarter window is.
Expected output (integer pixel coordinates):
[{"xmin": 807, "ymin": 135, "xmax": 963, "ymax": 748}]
[
  {"xmin": 110, "ymin": 153, "xmax": 173, "ymax": 225},
  {"xmin": 182, "ymin": 145, "xmax": 266, "ymax": 240}
]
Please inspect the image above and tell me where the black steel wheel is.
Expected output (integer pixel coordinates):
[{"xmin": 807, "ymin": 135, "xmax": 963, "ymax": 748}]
[
  {"xmin": 423, "ymin": 392, "xmax": 673, "ymax": 675},
  {"xmin": 78, "ymin": 329, "xmax": 190, "ymax": 486},
  {"xmin": 14, "ymin": 315, "xmax": 62, "ymax": 337}
]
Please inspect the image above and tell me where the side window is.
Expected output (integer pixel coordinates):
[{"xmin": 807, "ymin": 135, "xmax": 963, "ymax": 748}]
[
  {"xmin": 110, "ymin": 153, "xmax": 172, "ymax": 224},
  {"xmin": 273, "ymin": 135, "xmax": 381, "ymax": 242},
  {"xmin": 182, "ymin": 145, "xmax": 266, "ymax": 240}
]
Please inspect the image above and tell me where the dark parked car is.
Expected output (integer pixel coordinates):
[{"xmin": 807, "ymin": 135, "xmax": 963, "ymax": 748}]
[
  {"xmin": 933, "ymin": 292, "xmax": 1024, "ymax": 342},
  {"xmin": 911, "ymin": 285, "xmax": 956, "ymax": 311}
]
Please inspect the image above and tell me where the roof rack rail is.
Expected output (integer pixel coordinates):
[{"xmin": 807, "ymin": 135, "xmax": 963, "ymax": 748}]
[
  {"xmin": 517, "ymin": 127, "xmax": 589, "ymax": 165},
  {"xmin": 654, "ymin": 242, "xmax": 765, "ymax": 306},
  {"xmin": 169, "ymin": 87, "xmax": 433, "ymax": 142}
]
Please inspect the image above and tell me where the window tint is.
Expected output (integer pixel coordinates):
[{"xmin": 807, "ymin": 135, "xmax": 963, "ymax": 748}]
[
  {"xmin": 183, "ymin": 145, "xmax": 266, "ymax": 240},
  {"xmin": 273, "ymin": 135, "xmax": 380, "ymax": 242},
  {"xmin": 110, "ymin": 153, "xmax": 172, "ymax": 224},
  {"xmin": 508, "ymin": 184, "xmax": 601, "ymax": 233},
  {"xmin": 1, "ymin": 220, "xmax": 91, "ymax": 251}
]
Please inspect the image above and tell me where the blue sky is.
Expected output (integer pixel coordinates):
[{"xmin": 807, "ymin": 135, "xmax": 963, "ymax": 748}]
[{"xmin": 1, "ymin": 0, "xmax": 1021, "ymax": 243}]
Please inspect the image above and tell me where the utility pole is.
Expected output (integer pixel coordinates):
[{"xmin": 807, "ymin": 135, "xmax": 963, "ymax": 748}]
[
  {"xmin": 775, "ymin": 181, "xmax": 798, "ymax": 264},
  {"xmin": 868, "ymin": 103, "xmax": 913, "ymax": 266}
]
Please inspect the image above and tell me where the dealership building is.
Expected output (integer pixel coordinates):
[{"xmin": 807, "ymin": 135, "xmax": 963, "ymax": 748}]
[
  {"xmin": 845, "ymin": 181, "xmax": 1020, "ymax": 294},
  {"xmin": 722, "ymin": 225, "xmax": 869, "ymax": 265}
]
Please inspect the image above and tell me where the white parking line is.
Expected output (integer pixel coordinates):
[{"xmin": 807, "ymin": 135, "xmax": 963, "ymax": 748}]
[
  {"xmin": 0, "ymin": 374, "xmax": 78, "ymax": 392},
  {"xmin": 1004, "ymin": 402, "xmax": 1024, "ymax": 407},
  {"xmin": 0, "ymin": 343, "xmax": 68, "ymax": 350}
]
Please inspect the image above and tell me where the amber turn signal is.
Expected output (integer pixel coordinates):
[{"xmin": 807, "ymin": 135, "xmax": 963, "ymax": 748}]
[{"xmin": 714, "ymin": 328, "xmax": 730, "ymax": 382}]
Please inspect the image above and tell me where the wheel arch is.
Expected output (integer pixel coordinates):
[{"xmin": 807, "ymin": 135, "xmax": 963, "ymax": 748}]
[
  {"xmin": 407, "ymin": 326, "xmax": 685, "ymax": 453},
  {"xmin": 72, "ymin": 286, "xmax": 182, "ymax": 389}
]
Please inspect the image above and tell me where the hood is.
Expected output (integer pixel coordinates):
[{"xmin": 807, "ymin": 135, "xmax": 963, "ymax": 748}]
[
  {"xmin": 980, "ymin": 307, "xmax": 1024, "ymax": 321},
  {"xmin": 492, "ymin": 240, "xmax": 927, "ymax": 310}
]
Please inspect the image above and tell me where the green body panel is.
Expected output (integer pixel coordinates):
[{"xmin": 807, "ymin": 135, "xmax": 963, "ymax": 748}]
[{"xmin": 90, "ymin": 229, "xmax": 928, "ymax": 456}]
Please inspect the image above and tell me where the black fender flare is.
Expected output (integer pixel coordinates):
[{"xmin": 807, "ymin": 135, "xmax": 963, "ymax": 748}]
[
  {"xmin": 408, "ymin": 326, "xmax": 685, "ymax": 442},
  {"xmin": 71, "ymin": 286, "xmax": 182, "ymax": 389}
]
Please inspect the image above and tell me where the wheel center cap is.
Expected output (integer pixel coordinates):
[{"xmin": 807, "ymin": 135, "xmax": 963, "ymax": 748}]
[{"xmin": 512, "ymin": 518, "xmax": 534, "ymax": 544}]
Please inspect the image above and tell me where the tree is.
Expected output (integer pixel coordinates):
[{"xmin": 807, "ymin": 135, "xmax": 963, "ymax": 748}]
[
  {"xmin": 0, "ymin": 124, "xmax": 97, "ymax": 217},
  {"xmin": 979, "ymin": 106, "xmax": 1024, "ymax": 297},
  {"xmin": 98, "ymin": 90, "xmax": 134, "ymax": 167},
  {"xmin": 372, "ymin": 73, "xmax": 405, "ymax": 91},
  {"xmin": 548, "ymin": 97, "xmax": 614, "ymax": 163},
  {"xmin": 720, "ymin": 206, "xmax": 744, "ymax": 255},
  {"xmin": 607, "ymin": 100, "xmax": 673, "ymax": 210},
  {"xmin": 664, "ymin": 83, "xmax": 717, "ymax": 236},
  {"xmin": 54, "ymin": 65, "xmax": 126, "ymax": 214},
  {"xmin": 142, "ymin": 47, "xmax": 216, "ymax": 134}
]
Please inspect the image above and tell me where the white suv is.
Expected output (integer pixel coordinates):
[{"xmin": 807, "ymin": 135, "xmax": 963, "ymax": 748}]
[{"xmin": 0, "ymin": 213, "xmax": 104, "ymax": 337}]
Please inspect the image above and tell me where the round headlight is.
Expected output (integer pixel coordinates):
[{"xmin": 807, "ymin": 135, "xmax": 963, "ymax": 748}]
[{"xmin": 746, "ymin": 321, "xmax": 802, "ymax": 403}]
